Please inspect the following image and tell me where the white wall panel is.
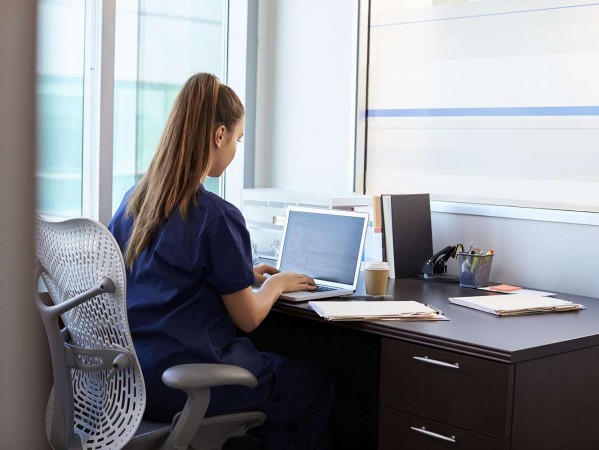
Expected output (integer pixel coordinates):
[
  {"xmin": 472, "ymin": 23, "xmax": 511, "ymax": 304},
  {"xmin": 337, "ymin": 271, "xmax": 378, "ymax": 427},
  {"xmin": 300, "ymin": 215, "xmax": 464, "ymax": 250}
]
[{"xmin": 367, "ymin": 0, "xmax": 599, "ymax": 212}]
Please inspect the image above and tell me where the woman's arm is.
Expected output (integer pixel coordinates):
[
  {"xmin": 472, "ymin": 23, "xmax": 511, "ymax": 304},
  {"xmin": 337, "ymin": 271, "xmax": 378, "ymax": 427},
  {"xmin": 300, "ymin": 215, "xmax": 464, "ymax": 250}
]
[
  {"xmin": 221, "ymin": 272, "xmax": 316, "ymax": 333},
  {"xmin": 252, "ymin": 263, "xmax": 279, "ymax": 284}
]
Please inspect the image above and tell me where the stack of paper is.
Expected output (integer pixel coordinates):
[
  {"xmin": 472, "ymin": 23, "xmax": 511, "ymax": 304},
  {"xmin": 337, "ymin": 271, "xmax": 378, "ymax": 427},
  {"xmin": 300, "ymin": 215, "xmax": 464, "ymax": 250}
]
[
  {"xmin": 308, "ymin": 300, "xmax": 447, "ymax": 321},
  {"xmin": 449, "ymin": 294, "xmax": 584, "ymax": 316}
]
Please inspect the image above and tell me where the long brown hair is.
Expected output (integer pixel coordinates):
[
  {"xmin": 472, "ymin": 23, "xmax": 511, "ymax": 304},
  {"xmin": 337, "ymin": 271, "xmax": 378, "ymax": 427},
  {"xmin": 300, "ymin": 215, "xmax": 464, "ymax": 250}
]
[{"xmin": 124, "ymin": 73, "xmax": 244, "ymax": 268}]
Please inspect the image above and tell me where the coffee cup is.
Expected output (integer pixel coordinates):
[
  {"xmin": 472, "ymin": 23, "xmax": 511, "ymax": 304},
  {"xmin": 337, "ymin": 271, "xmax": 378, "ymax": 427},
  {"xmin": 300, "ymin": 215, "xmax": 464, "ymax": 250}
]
[{"xmin": 364, "ymin": 261, "xmax": 390, "ymax": 296}]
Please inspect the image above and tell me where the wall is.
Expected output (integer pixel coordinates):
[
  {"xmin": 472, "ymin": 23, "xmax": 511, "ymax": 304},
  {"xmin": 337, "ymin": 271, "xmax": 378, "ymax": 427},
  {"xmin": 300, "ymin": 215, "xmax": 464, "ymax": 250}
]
[
  {"xmin": 254, "ymin": 0, "xmax": 359, "ymax": 193},
  {"xmin": 0, "ymin": 1, "xmax": 52, "ymax": 448},
  {"xmin": 254, "ymin": 0, "xmax": 598, "ymax": 298},
  {"xmin": 432, "ymin": 212, "xmax": 599, "ymax": 298}
]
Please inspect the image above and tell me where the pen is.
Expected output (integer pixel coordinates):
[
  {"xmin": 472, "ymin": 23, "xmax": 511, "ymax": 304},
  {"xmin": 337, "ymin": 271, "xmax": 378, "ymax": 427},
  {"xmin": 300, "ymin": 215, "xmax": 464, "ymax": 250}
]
[
  {"xmin": 471, "ymin": 254, "xmax": 480, "ymax": 272},
  {"xmin": 343, "ymin": 295, "xmax": 393, "ymax": 300},
  {"xmin": 426, "ymin": 304, "xmax": 444, "ymax": 315}
]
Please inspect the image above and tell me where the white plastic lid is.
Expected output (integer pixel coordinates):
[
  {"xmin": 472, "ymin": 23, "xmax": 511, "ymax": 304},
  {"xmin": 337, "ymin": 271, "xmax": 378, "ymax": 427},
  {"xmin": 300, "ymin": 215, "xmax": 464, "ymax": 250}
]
[{"xmin": 364, "ymin": 261, "xmax": 390, "ymax": 270}]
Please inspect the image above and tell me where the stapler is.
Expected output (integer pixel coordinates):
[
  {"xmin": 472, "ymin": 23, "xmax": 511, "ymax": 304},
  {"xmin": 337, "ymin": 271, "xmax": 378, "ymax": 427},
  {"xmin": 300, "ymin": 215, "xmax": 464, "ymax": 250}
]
[{"xmin": 419, "ymin": 244, "xmax": 464, "ymax": 283}]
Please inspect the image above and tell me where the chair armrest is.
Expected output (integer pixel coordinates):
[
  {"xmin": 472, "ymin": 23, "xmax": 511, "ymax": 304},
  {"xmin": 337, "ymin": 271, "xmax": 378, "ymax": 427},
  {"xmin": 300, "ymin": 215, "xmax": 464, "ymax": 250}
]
[
  {"xmin": 162, "ymin": 364, "xmax": 258, "ymax": 391},
  {"xmin": 159, "ymin": 364, "xmax": 260, "ymax": 450}
]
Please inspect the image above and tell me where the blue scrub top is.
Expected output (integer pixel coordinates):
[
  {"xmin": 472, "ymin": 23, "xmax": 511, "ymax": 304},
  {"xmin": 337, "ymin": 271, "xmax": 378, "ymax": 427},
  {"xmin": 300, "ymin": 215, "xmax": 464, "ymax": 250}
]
[{"xmin": 109, "ymin": 184, "xmax": 265, "ymax": 411}]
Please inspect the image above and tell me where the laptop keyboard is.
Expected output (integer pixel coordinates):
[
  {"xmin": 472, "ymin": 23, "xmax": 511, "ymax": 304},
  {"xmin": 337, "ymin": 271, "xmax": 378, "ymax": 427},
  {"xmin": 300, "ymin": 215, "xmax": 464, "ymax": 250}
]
[{"xmin": 315, "ymin": 285, "xmax": 340, "ymax": 292}]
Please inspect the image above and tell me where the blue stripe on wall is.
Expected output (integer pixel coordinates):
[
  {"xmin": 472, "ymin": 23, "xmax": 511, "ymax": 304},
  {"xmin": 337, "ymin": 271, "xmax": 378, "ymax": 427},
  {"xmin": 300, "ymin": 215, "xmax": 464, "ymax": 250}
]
[{"xmin": 367, "ymin": 106, "xmax": 599, "ymax": 118}]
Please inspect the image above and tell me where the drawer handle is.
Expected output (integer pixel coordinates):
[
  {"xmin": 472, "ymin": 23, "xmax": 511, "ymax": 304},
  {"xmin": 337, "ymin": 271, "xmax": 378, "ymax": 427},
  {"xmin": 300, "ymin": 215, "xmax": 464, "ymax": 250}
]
[
  {"xmin": 413, "ymin": 355, "xmax": 460, "ymax": 369},
  {"xmin": 410, "ymin": 426, "xmax": 456, "ymax": 443}
]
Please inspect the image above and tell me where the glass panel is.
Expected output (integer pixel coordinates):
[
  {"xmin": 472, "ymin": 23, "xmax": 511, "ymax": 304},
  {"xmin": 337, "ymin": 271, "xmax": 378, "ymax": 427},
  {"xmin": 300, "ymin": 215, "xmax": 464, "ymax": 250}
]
[
  {"xmin": 113, "ymin": 0, "xmax": 138, "ymax": 210},
  {"xmin": 367, "ymin": 0, "xmax": 599, "ymax": 212},
  {"xmin": 113, "ymin": 0, "xmax": 226, "ymax": 212},
  {"xmin": 36, "ymin": 0, "xmax": 86, "ymax": 217}
]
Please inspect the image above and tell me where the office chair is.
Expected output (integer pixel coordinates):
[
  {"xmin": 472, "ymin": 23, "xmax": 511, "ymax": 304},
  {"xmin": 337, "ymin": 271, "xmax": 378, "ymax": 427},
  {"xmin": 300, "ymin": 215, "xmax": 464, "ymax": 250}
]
[{"xmin": 34, "ymin": 216, "xmax": 265, "ymax": 450}]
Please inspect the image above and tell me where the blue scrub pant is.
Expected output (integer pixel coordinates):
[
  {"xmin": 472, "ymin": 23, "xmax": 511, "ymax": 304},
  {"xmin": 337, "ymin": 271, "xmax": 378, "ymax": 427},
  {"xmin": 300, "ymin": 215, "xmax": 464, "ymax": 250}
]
[
  {"xmin": 207, "ymin": 354, "xmax": 334, "ymax": 450},
  {"xmin": 145, "ymin": 353, "xmax": 334, "ymax": 450}
]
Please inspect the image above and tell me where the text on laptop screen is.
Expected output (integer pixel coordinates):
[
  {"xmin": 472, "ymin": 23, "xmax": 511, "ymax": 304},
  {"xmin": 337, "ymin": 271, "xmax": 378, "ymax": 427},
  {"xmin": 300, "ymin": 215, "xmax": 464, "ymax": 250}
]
[{"xmin": 279, "ymin": 210, "xmax": 365, "ymax": 285}]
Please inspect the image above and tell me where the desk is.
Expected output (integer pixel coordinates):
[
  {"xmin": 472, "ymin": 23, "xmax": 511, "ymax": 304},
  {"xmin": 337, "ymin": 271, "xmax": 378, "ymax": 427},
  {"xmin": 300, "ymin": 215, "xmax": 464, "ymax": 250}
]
[{"xmin": 249, "ymin": 277, "xmax": 599, "ymax": 450}]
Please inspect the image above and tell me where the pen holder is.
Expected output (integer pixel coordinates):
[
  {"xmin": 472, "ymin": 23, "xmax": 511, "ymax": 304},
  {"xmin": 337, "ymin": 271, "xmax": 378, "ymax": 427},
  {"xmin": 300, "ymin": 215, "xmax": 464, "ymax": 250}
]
[{"xmin": 457, "ymin": 252, "xmax": 494, "ymax": 288}]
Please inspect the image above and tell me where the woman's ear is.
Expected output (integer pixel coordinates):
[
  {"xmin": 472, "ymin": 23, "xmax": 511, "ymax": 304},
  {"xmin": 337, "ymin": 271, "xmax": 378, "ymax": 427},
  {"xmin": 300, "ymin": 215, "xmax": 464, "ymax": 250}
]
[{"xmin": 214, "ymin": 125, "xmax": 226, "ymax": 148}]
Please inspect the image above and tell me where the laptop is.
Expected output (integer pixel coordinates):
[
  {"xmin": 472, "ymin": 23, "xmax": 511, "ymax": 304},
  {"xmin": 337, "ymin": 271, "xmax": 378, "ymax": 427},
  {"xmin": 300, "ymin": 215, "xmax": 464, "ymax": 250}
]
[{"xmin": 276, "ymin": 206, "xmax": 368, "ymax": 302}]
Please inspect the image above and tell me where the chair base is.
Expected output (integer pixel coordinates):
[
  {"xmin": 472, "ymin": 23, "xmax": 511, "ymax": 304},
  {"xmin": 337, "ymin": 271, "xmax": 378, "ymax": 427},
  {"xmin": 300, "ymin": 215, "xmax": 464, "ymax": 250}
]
[
  {"xmin": 126, "ymin": 420, "xmax": 170, "ymax": 450},
  {"xmin": 125, "ymin": 411, "xmax": 265, "ymax": 450}
]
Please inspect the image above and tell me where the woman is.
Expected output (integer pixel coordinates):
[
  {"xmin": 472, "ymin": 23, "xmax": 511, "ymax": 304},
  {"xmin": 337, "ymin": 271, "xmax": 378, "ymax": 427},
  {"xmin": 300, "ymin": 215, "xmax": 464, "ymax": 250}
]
[{"xmin": 109, "ymin": 73, "xmax": 333, "ymax": 449}]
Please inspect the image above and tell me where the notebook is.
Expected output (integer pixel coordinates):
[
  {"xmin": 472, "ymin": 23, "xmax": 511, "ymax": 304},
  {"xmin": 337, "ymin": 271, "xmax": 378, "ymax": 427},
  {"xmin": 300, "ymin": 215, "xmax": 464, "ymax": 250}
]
[{"xmin": 276, "ymin": 206, "xmax": 368, "ymax": 301}]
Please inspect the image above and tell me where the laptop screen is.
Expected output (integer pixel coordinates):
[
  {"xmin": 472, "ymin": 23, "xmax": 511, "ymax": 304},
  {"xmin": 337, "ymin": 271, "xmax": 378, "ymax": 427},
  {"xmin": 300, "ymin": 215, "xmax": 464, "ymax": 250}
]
[{"xmin": 278, "ymin": 207, "xmax": 367, "ymax": 286}]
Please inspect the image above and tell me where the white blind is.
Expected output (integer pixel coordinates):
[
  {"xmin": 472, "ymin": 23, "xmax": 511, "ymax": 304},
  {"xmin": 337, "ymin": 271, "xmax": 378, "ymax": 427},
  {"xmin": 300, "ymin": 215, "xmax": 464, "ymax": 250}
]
[{"xmin": 366, "ymin": 0, "xmax": 599, "ymax": 213}]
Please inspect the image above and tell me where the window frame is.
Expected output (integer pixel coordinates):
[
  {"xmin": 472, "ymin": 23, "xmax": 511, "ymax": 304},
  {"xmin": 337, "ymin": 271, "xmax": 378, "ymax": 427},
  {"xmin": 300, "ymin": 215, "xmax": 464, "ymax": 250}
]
[
  {"xmin": 82, "ymin": 0, "xmax": 115, "ymax": 224},
  {"xmin": 79, "ymin": 0, "xmax": 240, "ymax": 224},
  {"xmin": 223, "ymin": 0, "xmax": 252, "ymax": 209}
]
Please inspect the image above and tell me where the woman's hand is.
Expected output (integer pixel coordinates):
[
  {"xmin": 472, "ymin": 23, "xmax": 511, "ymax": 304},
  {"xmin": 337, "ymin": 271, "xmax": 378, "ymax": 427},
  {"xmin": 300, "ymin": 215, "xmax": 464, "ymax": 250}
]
[
  {"xmin": 253, "ymin": 263, "xmax": 280, "ymax": 284},
  {"xmin": 221, "ymin": 270, "xmax": 317, "ymax": 333},
  {"xmin": 264, "ymin": 271, "xmax": 317, "ymax": 293}
]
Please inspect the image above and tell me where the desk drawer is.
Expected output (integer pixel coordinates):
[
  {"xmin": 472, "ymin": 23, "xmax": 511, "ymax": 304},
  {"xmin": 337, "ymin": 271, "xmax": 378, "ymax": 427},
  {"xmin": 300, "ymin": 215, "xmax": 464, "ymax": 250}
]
[
  {"xmin": 379, "ymin": 406, "xmax": 510, "ymax": 450},
  {"xmin": 380, "ymin": 338, "xmax": 514, "ymax": 439}
]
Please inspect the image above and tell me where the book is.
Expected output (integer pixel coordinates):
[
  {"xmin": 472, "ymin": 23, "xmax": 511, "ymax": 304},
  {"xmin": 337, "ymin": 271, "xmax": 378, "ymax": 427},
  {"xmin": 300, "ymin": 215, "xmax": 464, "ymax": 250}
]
[
  {"xmin": 381, "ymin": 194, "xmax": 433, "ymax": 278},
  {"xmin": 308, "ymin": 300, "xmax": 448, "ymax": 321},
  {"xmin": 487, "ymin": 284, "xmax": 522, "ymax": 293},
  {"xmin": 448, "ymin": 294, "xmax": 584, "ymax": 316},
  {"xmin": 478, "ymin": 286, "xmax": 557, "ymax": 296}
]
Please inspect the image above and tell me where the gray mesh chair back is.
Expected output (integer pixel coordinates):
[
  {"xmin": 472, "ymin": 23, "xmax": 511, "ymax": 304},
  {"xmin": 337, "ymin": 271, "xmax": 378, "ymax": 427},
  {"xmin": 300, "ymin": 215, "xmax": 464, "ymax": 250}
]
[
  {"xmin": 35, "ymin": 216, "xmax": 266, "ymax": 450},
  {"xmin": 35, "ymin": 217, "xmax": 145, "ymax": 449}
]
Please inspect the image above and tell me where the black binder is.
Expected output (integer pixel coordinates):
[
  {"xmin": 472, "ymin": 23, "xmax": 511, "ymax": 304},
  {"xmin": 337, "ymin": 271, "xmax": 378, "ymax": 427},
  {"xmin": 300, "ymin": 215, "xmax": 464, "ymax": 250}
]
[{"xmin": 381, "ymin": 194, "xmax": 433, "ymax": 278}]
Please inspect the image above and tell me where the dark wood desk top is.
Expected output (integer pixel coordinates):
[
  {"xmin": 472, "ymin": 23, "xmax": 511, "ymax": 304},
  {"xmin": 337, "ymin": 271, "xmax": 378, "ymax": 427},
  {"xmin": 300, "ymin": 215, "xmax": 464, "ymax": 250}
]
[{"xmin": 272, "ymin": 277, "xmax": 599, "ymax": 363}]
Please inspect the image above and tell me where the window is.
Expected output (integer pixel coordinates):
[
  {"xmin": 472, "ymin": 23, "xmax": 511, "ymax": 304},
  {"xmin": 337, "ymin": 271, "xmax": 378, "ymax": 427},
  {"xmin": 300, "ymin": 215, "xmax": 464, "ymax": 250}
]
[
  {"xmin": 365, "ymin": 0, "xmax": 599, "ymax": 215},
  {"xmin": 36, "ymin": 0, "xmax": 86, "ymax": 218},
  {"xmin": 113, "ymin": 0, "xmax": 227, "ymax": 212},
  {"xmin": 36, "ymin": 0, "xmax": 228, "ymax": 219}
]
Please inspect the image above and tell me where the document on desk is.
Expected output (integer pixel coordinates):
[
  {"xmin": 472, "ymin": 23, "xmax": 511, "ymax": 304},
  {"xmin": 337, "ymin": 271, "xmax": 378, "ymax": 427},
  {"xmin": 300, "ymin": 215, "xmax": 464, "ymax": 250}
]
[
  {"xmin": 448, "ymin": 294, "xmax": 584, "ymax": 316},
  {"xmin": 308, "ymin": 300, "xmax": 448, "ymax": 321}
]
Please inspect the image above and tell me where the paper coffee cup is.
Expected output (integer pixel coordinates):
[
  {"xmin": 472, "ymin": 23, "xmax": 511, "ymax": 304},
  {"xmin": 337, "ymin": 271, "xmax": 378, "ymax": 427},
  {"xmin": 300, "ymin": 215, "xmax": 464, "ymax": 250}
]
[{"xmin": 364, "ymin": 261, "xmax": 390, "ymax": 296}]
